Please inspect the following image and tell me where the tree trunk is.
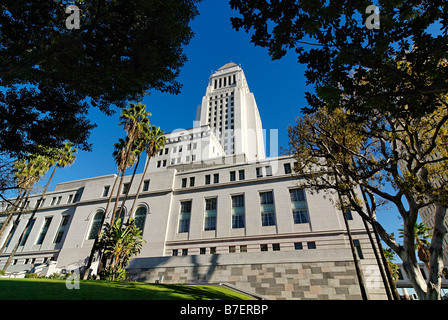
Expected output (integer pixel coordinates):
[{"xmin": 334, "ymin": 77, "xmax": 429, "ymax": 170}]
[
  {"xmin": 2, "ymin": 166, "xmax": 57, "ymax": 272},
  {"xmin": 426, "ymin": 202, "xmax": 447, "ymax": 300},
  {"xmin": 82, "ymin": 172, "xmax": 120, "ymax": 280},
  {"xmin": 130, "ymin": 147, "xmax": 153, "ymax": 215},
  {"xmin": 117, "ymin": 155, "xmax": 141, "ymax": 223}
]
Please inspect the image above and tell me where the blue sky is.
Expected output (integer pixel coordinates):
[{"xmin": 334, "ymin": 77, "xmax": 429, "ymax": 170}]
[{"xmin": 41, "ymin": 2, "xmax": 404, "ymax": 238}]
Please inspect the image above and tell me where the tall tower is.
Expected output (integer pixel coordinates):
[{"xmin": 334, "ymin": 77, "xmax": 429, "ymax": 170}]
[{"xmin": 196, "ymin": 63, "xmax": 265, "ymax": 162}]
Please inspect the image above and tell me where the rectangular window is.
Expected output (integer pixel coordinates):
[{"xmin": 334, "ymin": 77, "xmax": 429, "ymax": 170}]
[
  {"xmin": 231, "ymin": 194, "xmax": 245, "ymax": 229},
  {"xmin": 229, "ymin": 246, "xmax": 236, "ymax": 253},
  {"xmin": 353, "ymin": 239, "xmax": 364, "ymax": 259},
  {"xmin": 272, "ymin": 243, "xmax": 280, "ymax": 251},
  {"xmin": 54, "ymin": 215, "xmax": 70, "ymax": 243},
  {"xmin": 20, "ymin": 218, "xmax": 36, "ymax": 246},
  {"xmin": 190, "ymin": 177, "xmax": 195, "ymax": 187},
  {"xmin": 230, "ymin": 171, "xmax": 236, "ymax": 181},
  {"xmin": 36, "ymin": 217, "xmax": 52, "ymax": 245},
  {"xmin": 289, "ymin": 189, "xmax": 310, "ymax": 224},
  {"xmin": 265, "ymin": 166, "xmax": 272, "ymax": 176},
  {"xmin": 260, "ymin": 191, "xmax": 276, "ymax": 226},
  {"xmin": 172, "ymin": 249, "xmax": 178, "ymax": 256},
  {"xmin": 56, "ymin": 196, "xmax": 62, "ymax": 205},
  {"xmin": 284, "ymin": 163, "xmax": 292, "ymax": 174},
  {"xmin": 178, "ymin": 201, "xmax": 192, "ymax": 233},
  {"xmin": 240, "ymin": 245, "xmax": 247, "ymax": 252},
  {"xmin": 181, "ymin": 178, "xmax": 187, "ymax": 188},
  {"xmin": 210, "ymin": 247, "xmax": 216, "ymax": 254},
  {"xmin": 122, "ymin": 183, "xmax": 130, "ymax": 194},
  {"xmin": 103, "ymin": 186, "xmax": 110, "ymax": 197},
  {"xmin": 256, "ymin": 167, "xmax": 263, "ymax": 178},
  {"xmin": 307, "ymin": 241, "xmax": 316, "ymax": 249},
  {"xmin": 200, "ymin": 248, "xmax": 206, "ymax": 255},
  {"xmin": 345, "ymin": 209, "xmax": 353, "ymax": 220},
  {"xmin": 260, "ymin": 244, "xmax": 268, "ymax": 252},
  {"xmin": 205, "ymin": 175, "xmax": 211, "ymax": 185},
  {"xmin": 238, "ymin": 170, "xmax": 245, "ymax": 180},
  {"xmin": 182, "ymin": 249, "xmax": 188, "ymax": 256},
  {"xmin": 51, "ymin": 197, "xmax": 56, "ymax": 206},
  {"xmin": 294, "ymin": 242, "xmax": 303, "ymax": 250},
  {"xmin": 213, "ymin": 173, "xmax": 219, "ymax": 183},
  {"xmin": 142, "ymin": 180, "xmax": 150, "ymax": 192},
  {"xmin": 204, "ymin": 198, "xmax": 217, "ymax": 231}
]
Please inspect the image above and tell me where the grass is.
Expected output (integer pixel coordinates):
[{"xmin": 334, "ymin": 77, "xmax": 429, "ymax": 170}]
[{"xmin": 0, "ymin": 278, "xmax": 255, "ymax": 300}]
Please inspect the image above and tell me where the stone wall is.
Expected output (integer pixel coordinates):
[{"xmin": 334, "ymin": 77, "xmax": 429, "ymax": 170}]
[{"xmin": 127, "ymin": 249, "xmax": 373, "ymax": 300}]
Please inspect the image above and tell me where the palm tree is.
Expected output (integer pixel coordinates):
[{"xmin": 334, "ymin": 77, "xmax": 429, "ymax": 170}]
[
  {"xmin": 384, "ymin": 247, "xmax": 400, "ymax": 282},
  {"xmin": 97, "ymin": 218, "xmax": 145, "ymax": 281},
  {"xmin": 129, "ymin": 126, "xmax": 166, "ymax": 215},
  {"xmin": 0, "ymin": 155, "xmax": 49, "ymax": 256},
  {"xmin": 110, "ymin": 103, "xmax": 151, "ymax": 225},
  {"xmin": 2, "ymin": 143, "xmax": 76, "ymax": 272},
  {"xmin": 400, "ymin": 222, "xmax": 432, "ymax": 271}
]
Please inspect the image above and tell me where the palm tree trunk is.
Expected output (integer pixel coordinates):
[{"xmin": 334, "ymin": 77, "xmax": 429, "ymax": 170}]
[
  {"xmin": 110, "ymin": 169, "xmax": 126, "ymax": 225},
  {"xmin": 130, "ymin": 145, "xmax": 154, "ymax": 215},
  {"xmin": 0, "ymin": 189, "xmax": 26, "ymax": 241},
  {"xmin": 82, "ymin": 172, "xmax": 120, "ymax": 280},
  {"xmin": 2, "ymin": 166, "xmax": 57, "ymax": 272},
  {"xmin": 117, "ymin": 155, "xmax": 141, "ymax": 223}
]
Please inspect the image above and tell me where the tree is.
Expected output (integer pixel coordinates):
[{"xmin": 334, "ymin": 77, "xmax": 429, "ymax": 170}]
[
  {"xmin": 96, "ymin": 218, "xmax": 145, "ymax": 281},
  {"xmin": 383, "ymin": 247, "xmax": 400, "ymax": 282},
  {"xmin": 287, "ymin": 105, "xmax": 447, "ymax": 299},
  {"xmin": 1, "ymin": 143, "xmax": 76, "ymax": 271},
  {"xmin": 0, "ymin": 0, "xmax": 201, "ymax": 157},
  {"xmin": 230, "ymin": 0, "xmax": 448, "ymax": 118},
  {"xmin": 400, "ymin": 222, "xmax": 433, "ymax": 271}
]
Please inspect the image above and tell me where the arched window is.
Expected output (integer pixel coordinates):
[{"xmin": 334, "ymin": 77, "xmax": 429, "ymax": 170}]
[
  {"xmin": 113, "ymin": 208, "xmax": 125, "ymax": 227},
  {"xmin": 88, "ymin": 211, "xmax": 104, "ymax": 239},
  {"xmin": 134, "ymin": 207, "xmax": 147, "ymax": 232}
]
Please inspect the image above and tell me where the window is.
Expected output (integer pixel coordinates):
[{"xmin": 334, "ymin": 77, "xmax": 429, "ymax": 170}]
[
  {"xmin": 88, "ymin": 212, "xmax": 104, "ymax": 240},
  {"xmin": 113, "ymin": 208, "xmax": 125, "ymax": 226},
  {"xmin": 103, "ymin": 186, "xmax": 110, "ymax": 197},
  {"xmin": 73, "ymin": 193, "xmax": 81, "ymax": 203},
  {"xmin": 290, "ymin": 188, "xmax": 309, "ymax": 224},
  {"xmin": 307, "ymin": 241, "xmax": 316, "ymax": 249},
  {"xmin": 213, "ymin": 173, "xmax": 219, "ymax": 183},
  {"xmin": 57, "ymin": 196, "xmax": 62, "ymax": 205},
  {"xmin": 20, "ymin": 218, "xmax": 36, "ymax": 246},
  {"xmin": 229, "ymin": 246, "xmax": 236, "ymax": 253},
  {"xmin": 353, "ymin": 239, "xmax": 364, "ymax": 259},
  {"xmin": 182, "ymin": 249, "xmax": 188, "ymax": 256},
  {"xmin": 181, "ymin": 178, "xmax": 187, "ymax": 188},
  {"xmin": 178, "ymin": 201, "xmax": 191, "ymax": 233},
  {"xmin": 256, "ymin": 167, "xmax": 263, "ymax": 178},
  {"xmin": 122, "ymin": 183, "xmax": 130, "ymax": 194},
  {"xmin": 260, "ymin": 191, "xmax": 276, "ymax": 226},
  {"xmin": 134, "ymin": 207, "xmax": 147, "ymax": 232},
  {"xmin": 165, "ymin": 148, "xmax": 169, "ymax": 155},
  {"xmin": 231, "ymin": 194, "xmax": 245, "ymax": 229},
  {"xmin": 157, "ymin": 161, "xmax": 161, "ymax": 168},
  {"xmin": 239, "ymin": 170, "xmax": 245, "ymax": 180},
  {"xmin": 284, "ymin": 163, "xmax": 292, "ymax": 174},
  {"xmin": 142, "ymin": 180, "xmax": 150, "ymax": 192},
  {"xmin": 205, "ymin": 175, "xmax": 211, "ymax": 185},
  {"xmin": 162, "ymin": 159, "xmax": 167, "ymax": 167},
  {"xmin": 200, "ymin": 248, "xmax": 206, "ymax": 255},
  {"xmin": 51, "ymin": 197, "xmax": 56, "ymax": 206},
  {"xmin": 294, "ymin": 242, "xmax": 303, "ymax": 250},
  {"xmin": 230, "ymin": 171, "xmax": 236, "ymax": 181},
  {"xmin": 345, "ymin": 209, "xmax": 353, "ymax": 220},
  {"xmin": 36, "ymin": 217, "xmax": 52, "ymax": 245},
  {"xmin": 172, "ymin": 249, "xmax": 178, "ymax": 256},
  {"xmin": 272, "ymin": 243, "xmax": 280, "ymax": 251},
  {"xmin": 210, "ymin": 247, "xmax": 216, "ymax": 254},
  {"xmin": 190, "ymin": 177, "xmax": 195, "ymax": 187},
  {"xmin": 260, "ymin": 244, "xmax": 268, "ymax": 252},
  {"xmin": 240, "ymin": 245, "xmax": 247, "ymax": 252},
  {"xmin": 54, "ymin": 215, "xmax": 70, "ymax": 243},
  {"xmin": 204, "ymin": 198, "xmax": 217, "ymax": 231},
  {"xmin": 265, "ymin": 166, "xmax": 272, "ymax": 176}
]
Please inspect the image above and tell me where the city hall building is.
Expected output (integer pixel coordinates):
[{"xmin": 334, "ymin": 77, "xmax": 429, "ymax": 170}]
[{"xmin": 0, "ymin": 63, "xmax": 387, "ymax": 299}]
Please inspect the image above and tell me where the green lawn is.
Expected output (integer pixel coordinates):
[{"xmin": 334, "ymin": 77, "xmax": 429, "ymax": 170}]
[{"xmin": 0, "ymin": 278, "xmax": 255, "ymax": 300}]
